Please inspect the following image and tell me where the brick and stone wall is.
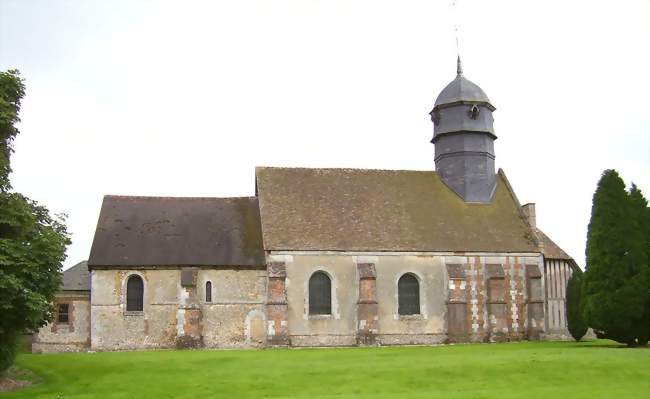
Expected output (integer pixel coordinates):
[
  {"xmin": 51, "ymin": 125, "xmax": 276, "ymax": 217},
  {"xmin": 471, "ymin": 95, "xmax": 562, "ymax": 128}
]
[
  {"xmin": 271, "ymin": 252, "xmax": 546, "ymax": 347},
  {"xmin": 443, "ymin": 255, "xmax": 544, "ymax": 343},
  {"xmin": 33, "ymin": 292, "xmax": 91, "ymax": 353}
]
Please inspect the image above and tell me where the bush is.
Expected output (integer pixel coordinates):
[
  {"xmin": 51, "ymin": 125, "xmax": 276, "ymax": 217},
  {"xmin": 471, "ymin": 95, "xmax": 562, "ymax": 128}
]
[{"xmin": 566, "ymin": 271, "xmax": 587, "ymax": 341}]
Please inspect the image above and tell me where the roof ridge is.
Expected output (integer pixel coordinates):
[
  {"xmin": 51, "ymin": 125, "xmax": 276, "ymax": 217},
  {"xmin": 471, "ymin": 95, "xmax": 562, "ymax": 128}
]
[
  {"xmin": 497, "ymin": 168, "xmax": 540, "ymax": 249},
  {"xmin": 103, "ymin": 195, "xmax": 257, "ymax": 201},
  {"xmin": 255, "ymin": 166, "xmax": 437, "ymax": 173}
]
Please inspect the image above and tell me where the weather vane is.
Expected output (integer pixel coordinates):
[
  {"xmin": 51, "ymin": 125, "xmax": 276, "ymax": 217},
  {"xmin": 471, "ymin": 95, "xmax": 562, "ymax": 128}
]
[{"xmin": 452, "ymin": 0, "xmax": 462, "ymax": 75}]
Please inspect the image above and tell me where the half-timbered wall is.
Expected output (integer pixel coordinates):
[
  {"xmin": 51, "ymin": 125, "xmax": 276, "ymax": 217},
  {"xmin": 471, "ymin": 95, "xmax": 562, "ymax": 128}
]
[{"xmin": 544, "ymin": 259, "xmax": 574, "ymax": 339}]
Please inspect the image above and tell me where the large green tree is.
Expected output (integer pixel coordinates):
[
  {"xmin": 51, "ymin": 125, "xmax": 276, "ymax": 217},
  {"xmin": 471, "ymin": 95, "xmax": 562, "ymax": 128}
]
[
  {"xmin": 582, "ymin": 169, "xmax": 649, "ymax": 346},
  {"xmin": 566, "ymin": 270, "xmax": 587, "ymax": 341},
  {"xmin": 0, "ymin": 70, "xmax": 70, "ymax": 374}
]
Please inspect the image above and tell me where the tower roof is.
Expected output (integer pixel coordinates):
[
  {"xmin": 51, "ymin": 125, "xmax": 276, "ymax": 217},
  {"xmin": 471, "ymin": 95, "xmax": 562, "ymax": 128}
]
[{"xmin": 433, "ymin": 57, "xmax": 493, "ymax": 110}]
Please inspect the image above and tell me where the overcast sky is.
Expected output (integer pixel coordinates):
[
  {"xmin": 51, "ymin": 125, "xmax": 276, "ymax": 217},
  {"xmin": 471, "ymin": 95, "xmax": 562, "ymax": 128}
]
[{"xmin": 1, "ymin": 0, "xmax": 648, "ymax": 270}]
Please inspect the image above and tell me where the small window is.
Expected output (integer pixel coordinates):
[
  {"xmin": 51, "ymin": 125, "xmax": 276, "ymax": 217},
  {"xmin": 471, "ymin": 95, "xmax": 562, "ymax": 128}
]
[
  {"xmin": 57, "ymin": 303, "xmax": 69, "ymax": 323},
  {"xmin": 309, "ymin": 271, "xmax": 332, "ymax": 315},
  {"xmin": 398, "ymin": 274, "xmax": 420, "ymax": 315},
  {"xmin": 468, "ymin": 104, "xmax": 480, "ymax": 120},
  {"xmin": 126, "ymin": 275, "xmax": 144, "ymax": 311},
  {"xmin": 205, "ymin": 281, "xmax": 212, "ymax": 303}
]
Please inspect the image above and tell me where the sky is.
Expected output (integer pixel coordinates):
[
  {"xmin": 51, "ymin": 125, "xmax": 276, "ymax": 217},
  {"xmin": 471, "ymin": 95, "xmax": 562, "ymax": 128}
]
[{"xmin": 1, "ymin": 0, "xmax": 648, "ymax": 270}]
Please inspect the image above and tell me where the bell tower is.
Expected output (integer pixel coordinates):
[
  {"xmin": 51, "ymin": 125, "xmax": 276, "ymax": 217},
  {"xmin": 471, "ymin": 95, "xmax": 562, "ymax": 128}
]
[{"xmin": 430, "ymin": 58, "xmax": 497, "ymax": 203}]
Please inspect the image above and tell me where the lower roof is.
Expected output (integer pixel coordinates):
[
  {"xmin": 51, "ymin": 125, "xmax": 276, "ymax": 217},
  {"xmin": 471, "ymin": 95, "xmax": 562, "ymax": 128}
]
[
  {"xmin": 88, "ymin": 196, "xmax": 265, "ymax": 267},
  {"xmin": 536, "ymin": 229, "xmax": 573, "ymax": 260},
  {"xmin": 62, "ymin": 260, "xmax": 90, "ymax": 291}
]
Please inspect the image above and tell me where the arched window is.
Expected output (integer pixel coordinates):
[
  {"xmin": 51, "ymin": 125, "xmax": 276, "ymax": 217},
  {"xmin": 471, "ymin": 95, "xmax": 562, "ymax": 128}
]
[
  {"xmin": 126, "ymin": 275, "xmax": 144, "ymax": 311},
  {"xmin": 205, "ymin": 281, "xmax": 212, "ymax": 303},
  {"xmin": 398, "ymin": 274, "xmax": 420, "ymax": 315},
  {"xmin": 309, "ymin": 271, "xmax": 331, "ymax": 315}
]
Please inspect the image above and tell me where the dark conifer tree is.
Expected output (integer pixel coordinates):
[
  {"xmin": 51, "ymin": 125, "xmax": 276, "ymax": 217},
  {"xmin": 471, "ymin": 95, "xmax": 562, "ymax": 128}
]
[
  {"xmin": 628, "ymin": 184, "xmax": 650, "ymax": 346},
  {"xmin": 566, "ymin": 270, "xmax": 587, "ymax": 341},
  {"xmin": 582, "ymin": 170, "xmax": 648, "ymax": 346}
]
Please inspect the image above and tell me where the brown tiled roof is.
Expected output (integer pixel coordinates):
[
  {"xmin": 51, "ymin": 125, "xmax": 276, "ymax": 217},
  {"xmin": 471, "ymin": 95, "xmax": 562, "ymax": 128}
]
[
  {"xmin": 88, "ymin": 196, "xmax": 265, "ymax": 267},
  {"xmin": 255, "ymin": 167, "xmax": 539, "ymax": 252},
  {"xmin": 536, "ymin": 229, "xmax": 572, "ymax": 260},
  {"xmin": 62, "ymin": 260, "xmax": 90, "ymax": 291}
]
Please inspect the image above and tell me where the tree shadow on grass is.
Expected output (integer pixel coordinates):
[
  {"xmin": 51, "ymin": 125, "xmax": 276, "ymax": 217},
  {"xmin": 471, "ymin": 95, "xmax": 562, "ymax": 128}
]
[
  {"xmin": 0, "ymin": 365, "xmax": 42, "ymax": 393},
  {"xmin": 571, "ymin": 339, "xmax": 648, "ymax": 349}
]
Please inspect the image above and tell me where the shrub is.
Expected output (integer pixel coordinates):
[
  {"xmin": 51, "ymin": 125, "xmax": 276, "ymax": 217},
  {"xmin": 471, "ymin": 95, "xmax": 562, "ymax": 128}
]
[{"xmin": 566, "ymin": 271, "xmax": 587, "ymax": 341}]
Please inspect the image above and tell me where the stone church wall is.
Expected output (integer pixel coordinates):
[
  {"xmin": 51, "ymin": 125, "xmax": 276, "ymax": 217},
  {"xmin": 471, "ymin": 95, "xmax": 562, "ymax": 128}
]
[
  {"xmin": 90, "ymin": 267, "xmax": 266, "ymax": 351},
  {"xmin": 374, "ymin": 255, "xmax": 447, "ymax": 345},
  {"xmin": 32, "ymin": 292, "xmax": 91, "ymax": 353},
  {"xmin": 37, "ymin": 253, "xmax": 551, "ymax": 352},
  {"xmin": 199, "ymin": 268, "xmax": 267, "ymax": 348},
  {"xmin": 91, "ymin": 269, "xmax": 180, "ymax": 350},
  {"xmin": 282, "ymin": 254, "xmax": 359, "ymax": 347}
]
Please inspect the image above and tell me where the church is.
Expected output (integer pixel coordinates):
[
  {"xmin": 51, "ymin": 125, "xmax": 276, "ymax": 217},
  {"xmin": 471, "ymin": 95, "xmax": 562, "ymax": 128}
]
[{"xmin": 33, "ymin": 60, "xmax": 578, "ymax": 352}]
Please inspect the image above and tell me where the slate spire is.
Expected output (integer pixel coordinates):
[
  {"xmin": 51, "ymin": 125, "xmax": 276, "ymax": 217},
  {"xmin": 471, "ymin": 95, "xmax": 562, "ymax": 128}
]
[{"xmin": 429, "ymin": 59, "xmax": 497, "ymax": 203}]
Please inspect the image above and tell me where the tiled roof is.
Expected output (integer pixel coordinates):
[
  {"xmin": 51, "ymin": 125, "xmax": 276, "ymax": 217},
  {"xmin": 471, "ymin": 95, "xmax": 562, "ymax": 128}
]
[
  {"xmin": 256, "ymin": 167, "xmax": 538, "ymax": 253},
  {"xmin": 536, "ymin": 229, "xmax": 573, "ymax": 260},
  {"xmin": 88, "ymin": 196, "xmax": 265, "ymax": 267},
  {"xmin": 62, "ymin": 260, "xmax": 90, "ymax": 291}
]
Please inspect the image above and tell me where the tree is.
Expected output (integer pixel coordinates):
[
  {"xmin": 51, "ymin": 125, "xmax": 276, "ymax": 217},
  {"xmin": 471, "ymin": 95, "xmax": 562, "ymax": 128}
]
[
  {"xmin": 582, "ymin": 169, "xmax": 649, "ymax": 347},
  {"xmin": 566, "ymin": 270, "xmax": 587, "ymax": 341},
  {"xmin": 628, "ymin": 184, "xmax": 650, "ymax": 345},
  {"xmin": 0, "ymin": 70, "xmax": 24, "ymax": 191},
  {"xmin": 0, "ymin": 70, "xmax": 70, "ymax": 374}
]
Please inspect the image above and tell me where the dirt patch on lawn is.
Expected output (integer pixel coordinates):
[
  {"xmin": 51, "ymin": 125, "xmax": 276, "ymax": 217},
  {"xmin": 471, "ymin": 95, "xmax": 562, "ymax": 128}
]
[{"xmin": 0, "ymin": 365, "xmax": 41, "ymax": 393}]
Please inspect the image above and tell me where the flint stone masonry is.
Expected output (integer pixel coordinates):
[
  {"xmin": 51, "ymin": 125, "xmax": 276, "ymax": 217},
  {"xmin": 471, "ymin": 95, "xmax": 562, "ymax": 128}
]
[
  {"xmin": 201, "ymin": 268, "xmax": 266, "ymax": 348},
  {"xmin": 89, "ymin": 267, "xmax": 266, "ymax": 351},
  {"xmin": 32, "ymin": 293, "xmax": 91, "ymax": 353}
]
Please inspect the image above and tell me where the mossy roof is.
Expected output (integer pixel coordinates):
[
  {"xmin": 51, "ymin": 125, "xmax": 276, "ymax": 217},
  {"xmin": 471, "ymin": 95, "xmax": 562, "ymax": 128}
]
[
  {"xmin": 88, "ymin": 196, "xmax": 265, "ymax": 267},
  {"xmin": 256, "ymin": 167, "xmax": 539, "ymax": 253}
]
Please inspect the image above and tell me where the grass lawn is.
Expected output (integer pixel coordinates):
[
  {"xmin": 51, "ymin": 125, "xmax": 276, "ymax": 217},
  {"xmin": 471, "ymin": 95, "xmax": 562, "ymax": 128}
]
[{"xmin": 1, "ymin": 340, "xmax": 648, "ymax": 399}]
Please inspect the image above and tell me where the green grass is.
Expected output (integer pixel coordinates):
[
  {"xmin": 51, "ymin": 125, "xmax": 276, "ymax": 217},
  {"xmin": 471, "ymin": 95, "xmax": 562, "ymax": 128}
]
[{"xmin": 1, "ymin": 340, "xmax": 648, "ymax": 399}]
